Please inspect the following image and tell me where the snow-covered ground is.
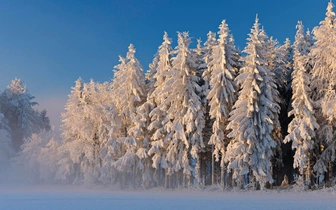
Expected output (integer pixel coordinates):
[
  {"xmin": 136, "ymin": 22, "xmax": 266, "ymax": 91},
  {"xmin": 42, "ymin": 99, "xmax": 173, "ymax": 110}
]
[{"xmin": 1, "ymin": 185, "xmax": 336, "ymax": 210}]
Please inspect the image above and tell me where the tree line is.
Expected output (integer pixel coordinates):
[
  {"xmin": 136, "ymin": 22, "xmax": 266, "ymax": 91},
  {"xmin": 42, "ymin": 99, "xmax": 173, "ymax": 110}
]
[{"xmin": 4, "ymin": 2, "xmax": 336, "ymax": 190}]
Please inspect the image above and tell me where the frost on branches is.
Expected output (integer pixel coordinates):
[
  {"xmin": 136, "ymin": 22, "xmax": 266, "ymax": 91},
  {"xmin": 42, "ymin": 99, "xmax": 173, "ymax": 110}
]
[
  {"xmin": 152, "ymin": 32, "xmax": 204, "ymax": 187},
  {"xmin": 57, "ymin": 79, "xmax": 121, "ymax": 184},
  {"xmin": 147, "ymin": 32, "xmax": 173, "ymax": 187},
  {"xmin": 0, "ymin": 79, "xmax": 50, "ymax": 152},
  {"xmin": 284, "ymin": 21, "xmax": 319, "ymax": 184},
  {"xmin": 311, "ymin": 2, "xmax": 336, "ymax": 178},
  {"xmin": 226, "ymin": 16, "xmax": 281, "ymax": 189},
  {"xmin": 111, "ymin": 44, "xmax": 148, "ymax": 187},
  {"xmin": 206, "ymin": 20, "xmax": 239, "ymax": 185}
]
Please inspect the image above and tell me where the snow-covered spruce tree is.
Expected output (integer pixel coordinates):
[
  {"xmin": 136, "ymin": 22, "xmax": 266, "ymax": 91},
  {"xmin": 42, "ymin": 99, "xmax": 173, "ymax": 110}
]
[
  {"xmin": 225, "ymin": 16, "xmax": 281, "ymax": 189},
  {"xmin": 146, "ymin": 52, "xmax": 159, "ymax": 92},
  {"xmin": 266, "ymin": 37, "xmax": 291, "ymax": 92},
  {"xmin": 310, "ymin": 2, "xmax": 336, "ymax": 181},
  {"xmin": 193, "ymin": 39, "xmax": 207, "ymax": 75},
  {"xmin": 206, "ymin": 20, "xmax": 239, "ymax": 187},
  {"xmin": 0, "ymin": 79, "xmax": 40, "ymax": 152},
  {"xmin": 311, "ymin": 2, "xmax": 336, "ymax": 100},
  {"xmin": 56, "ymin": 78, "xmax": 84, "ymax": 182},
  {"xmin": 111, "ymin": 44, "xmax": 147, "ymax": 187},
  {"xmin": 155, "ymin": 32, "xmax": 204, "ymax": 188},
  {"xmin": 200, "ymin": 31, "xmax": 218, "ymax": 185},
  {"xmin": 147, "ymin": 32, "xmax": 173, "ymax": 187},
  {"xmin": 284, "ymin": 21, "xmax": 319, "ymax": 186},
  {"xmin": 262, "ymin": 34, "xmax": 284, "ymax": 180},
  {"xmin": 57, "ymin": 79, "xmax": 120, "ymax": 185},
  {"xmin": 275, "ymin": 38, "xmax": 294, "ymax": 92},
  {"xmin": 202, "ymin": 31, "xmax": 217, "ymax": 97},
  {"xmin": 191, "ymin": 39, "xmax": 210, "ymax": 185}
]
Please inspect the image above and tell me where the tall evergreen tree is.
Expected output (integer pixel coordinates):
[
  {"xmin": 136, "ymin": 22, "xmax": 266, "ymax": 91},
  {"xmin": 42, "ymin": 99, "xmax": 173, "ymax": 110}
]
[
  {"xmin": 154, "ymin": 32, "xmax": 204, "ymax": 187},
  {"xmin": 284, "ymin": 21, "xmax": 319, "ymax": 185},
  {"xmin": 0, "ymin": 79, "xmax": 39, "ymax": 151},
  {"xmin": 310, "ymin": 2, "xmax": 336, "ymax": 180},
  {"xmin": 147, "ymin": 32, "xmax": 173, "ymax": 186},
  {"xmin": 111, "ymin": 44, "xmax": 147, "ymax": 186},
  {"xmin": 206, "ymin": 20, "xmax": 239, "ymax": 186},
  {"xmin": 202, "ymin": 31, "xmax": 217, "ymax": 97},
  {"xmin": 226, "ymin": 16, "xmax": 281, "ymax": 188}
]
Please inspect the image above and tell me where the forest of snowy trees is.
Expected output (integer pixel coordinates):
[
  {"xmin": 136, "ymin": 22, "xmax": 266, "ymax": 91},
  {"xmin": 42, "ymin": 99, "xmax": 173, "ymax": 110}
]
[{"xmin": 2, "ymin": 2, "xmax": 336, "ymax": 190}]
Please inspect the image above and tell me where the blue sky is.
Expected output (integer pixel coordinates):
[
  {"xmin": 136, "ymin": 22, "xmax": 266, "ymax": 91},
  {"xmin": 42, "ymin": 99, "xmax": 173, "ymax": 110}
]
[{"xmin": 0, "ymin": 0, "xmax": 330, "ymax": 132}]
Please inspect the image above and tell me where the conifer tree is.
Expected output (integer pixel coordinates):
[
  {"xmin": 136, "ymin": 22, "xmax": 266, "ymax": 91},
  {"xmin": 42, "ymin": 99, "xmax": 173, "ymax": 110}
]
[
  {"xmin": 202, "ymin": 31, "xmax": 217, "ymax": 96},
  {"xmin": 226, "ymin": 17, "xmax": 281, "ymax": 188},
  {"xmin": 284, "ymin": 21, "xmax": 319, "ymax": 185},
  {"xmin": 154, "ymin": 32, "xmax": 204, "ymax": 187},
  {"xmin": 0, "ymin": 79, "xmax": 39, "ymax": 152},
  {"xmin": 111, "ymin": 44, "xmax": 147, "ymax": 186},
  {"xmin": 147, "ymin": 32, "xmax": 173, "ymax": 186},
  {"xmin": 206, "ymin": 20, "xmax": 239, "ymax": 186},
  {"xmin": 57, "ymin": 79, "xmax": 117, "ymax": 184},
  {"xmin": 310, "ymin": 2, "xmax": 336, "ymax": 180}
]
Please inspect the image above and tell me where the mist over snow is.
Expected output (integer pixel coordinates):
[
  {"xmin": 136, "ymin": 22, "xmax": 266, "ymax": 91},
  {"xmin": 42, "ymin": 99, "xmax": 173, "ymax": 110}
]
[{"xmin": 2, "ymin": 1, "xmax": 336, "ymax": 210}]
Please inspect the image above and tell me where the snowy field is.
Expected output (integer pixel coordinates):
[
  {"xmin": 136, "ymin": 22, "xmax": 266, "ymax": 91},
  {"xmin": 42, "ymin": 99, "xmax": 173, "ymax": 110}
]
[{"xmin": 1, "ymin": 186, "xmax": 336, "ymax": 210}]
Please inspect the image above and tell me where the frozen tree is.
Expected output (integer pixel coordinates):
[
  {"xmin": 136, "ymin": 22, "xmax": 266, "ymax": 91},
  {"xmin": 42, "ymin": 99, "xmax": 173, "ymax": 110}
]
[
  {"xmin": 147, "ymin": 32, "xmax": 173, "ymax": 186},
  {"xmin": 155, "ymin": 32, "xmax": 204, "ymax": 187},
  {"xmin": 310, "ymin": 2, "xmax": 336, "ymax": 180},
  {"xmin": 0, "ymin": 79, "xmax": 40, "ymax": 152},
  {"xmin": 284, "ymin": 21, "xmax": 319, "ymax": 185},
  {"xmin": 126, "ymin": 102, "xmax": 153, "ymax": 188},
  {"xmin": 311, "ymin": 2, "xmax": 336, "ymax": 100},
  {"xmin": 193, "ymin": 39, "xmax": 207, "ymax": 75},
  {"xmin": 226, "ymin": 17, "xmax": 281, "ymax": 189},
  {"xmin": 146, "ymin": 53, "xmax": 159, "ymax": 93},
  {"xmin": 56, "ymin": 79, "xmax": 84, "ymax": 182},
  {"xmin": 202, "ymin": 31, "xmax": 217, "ymax": 96},
  {"xmin": 206, "ymin": 20, "xmax": 239, "ymax": 186},
  {"xmin": 57, "ymin": 79, "xmax": 120, "ymax": 184},
  {"xmin": 266, "ymin": 37, "xmax": 292, "ymax": 91},
  {"xmin": 112, "ymin": 44, "xmax": 146, "ymax": 133},
  {"xmin": 111, "ymin": 44, "xmax": 147, "ymax": 187}
]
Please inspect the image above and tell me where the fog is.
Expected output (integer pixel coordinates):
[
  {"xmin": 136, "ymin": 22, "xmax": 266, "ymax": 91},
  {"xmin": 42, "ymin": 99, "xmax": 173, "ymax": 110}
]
[
  {"xmin": 1, "ymin": 162, "xmax": 336, "ymax": 210},
  {"xmin": 1, "ymin": 182, "xmax": 336, "ymax": 210}
]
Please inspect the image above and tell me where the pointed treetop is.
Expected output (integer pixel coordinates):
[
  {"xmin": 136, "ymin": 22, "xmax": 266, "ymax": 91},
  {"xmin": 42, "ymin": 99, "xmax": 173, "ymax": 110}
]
[
  {"xmin": 325, "ymin": 1, "xmax": 336, "ymax": 27},
  {"xmin": 296, "ymin": 21, "xmax": 304, "ymax": 33},
  {"xmin": 177, "ymin": 32, "xmax": 190, "ymax": 48},
  {"xmin": 75, "ymin": 77, "xmax": 83, "ymax": 88},
  {"xmin": 205, "ymin": 31, "xmax": 216, "ymax": 47},
  {"xmin": 8, "ymin": 78, "xmax": 26, "ymax": 93},
  {"xmin": 127, "ymin": 44, "xmax": 136, "ymax": 60},
  {"xmin": 284, "ymin": 38, "xmax": 291, "ymax": 47},
  {"xmin": 327, "ymin": 1, "xmax": 335, "ymax": 17},
  {"xmin": 197, "ymin": 39, "xmax": 202, "ymax": 51},
  {"xmin": 163, "ymin": 31, "xmax": 172, "ymax": 45},
  {"xmin": 218, "ymin": 20, "xmax": 229, "ymax": 36},
  {"xmin": 252, "ymin": 14, "xmax": 261, "ymax": 35}
]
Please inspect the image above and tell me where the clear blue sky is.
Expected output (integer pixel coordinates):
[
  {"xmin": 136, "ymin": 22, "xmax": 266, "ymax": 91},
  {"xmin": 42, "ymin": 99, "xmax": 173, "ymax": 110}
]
[{"xmin": 0, "ymin": 0, "xmax": 330, "ymax": 131}]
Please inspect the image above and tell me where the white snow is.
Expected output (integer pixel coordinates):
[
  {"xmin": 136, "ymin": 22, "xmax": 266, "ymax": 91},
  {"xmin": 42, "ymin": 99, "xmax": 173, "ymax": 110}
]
[{"xmin": 1, "ymin": 186, "xmax": 336, "ymax": 210}]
